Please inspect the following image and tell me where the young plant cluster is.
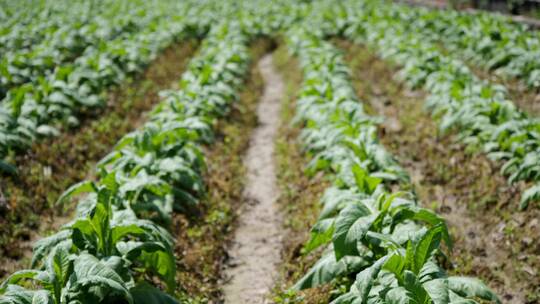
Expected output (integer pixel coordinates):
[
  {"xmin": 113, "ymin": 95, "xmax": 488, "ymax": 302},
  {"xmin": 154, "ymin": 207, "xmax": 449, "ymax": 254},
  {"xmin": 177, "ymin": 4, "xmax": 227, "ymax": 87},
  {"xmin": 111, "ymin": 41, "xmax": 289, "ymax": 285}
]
[
  {"xmin": 0, "ymin": 21, "xmax": 251, "ymax": 304},
  {"xmin": 285, "ymin": 23, "xmax": 500, "ymax": 303}
]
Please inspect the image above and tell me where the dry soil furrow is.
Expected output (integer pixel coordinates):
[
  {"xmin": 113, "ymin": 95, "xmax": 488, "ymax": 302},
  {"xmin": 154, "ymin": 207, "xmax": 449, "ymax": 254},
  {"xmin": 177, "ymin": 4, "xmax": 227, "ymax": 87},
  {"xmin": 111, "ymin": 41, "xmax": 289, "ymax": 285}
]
[{"xmin": 223, "ymin": 54, "xmax": 285, "ymax": 304}]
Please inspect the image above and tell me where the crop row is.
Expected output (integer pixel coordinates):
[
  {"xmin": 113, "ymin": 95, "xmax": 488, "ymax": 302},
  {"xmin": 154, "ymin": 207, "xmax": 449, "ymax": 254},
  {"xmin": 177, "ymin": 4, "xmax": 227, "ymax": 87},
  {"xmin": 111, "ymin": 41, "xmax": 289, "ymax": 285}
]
[
  {"xmin": 308, "ymin": 0, "xmax": 540, "ymax": 209},
  {"xmin": 0, "ymin": 0, "xmax": 108, "ymax": 55},
  {"xmin": 0, "ymin": 0, "xmax": 301, "ymax": 175},
  {"xmin": 0, "ymin": 2, "xmax": 210, "ymax": 175},
  {"xmin": 381, "ymin": 1, "xmax": 540, "ymax": 89},
  {"xmin": 285, "ymin": 21, "xmax": 501, "ymax": 303},
  {"xmin": 0, "ymin": 20, "xmax": 252, "ymax": 304},
  {"xmin": 0, "ymin": 0, "xmax": 171, "ymax": 98}
]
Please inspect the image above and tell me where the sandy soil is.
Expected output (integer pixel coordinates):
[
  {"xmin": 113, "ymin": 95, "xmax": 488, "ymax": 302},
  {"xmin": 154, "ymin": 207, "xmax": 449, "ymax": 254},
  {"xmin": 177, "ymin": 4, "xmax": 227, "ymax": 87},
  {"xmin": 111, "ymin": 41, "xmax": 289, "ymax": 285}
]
[{"xmin": 222, "ymin": 54, "xmax": 285, "ymax": 304}]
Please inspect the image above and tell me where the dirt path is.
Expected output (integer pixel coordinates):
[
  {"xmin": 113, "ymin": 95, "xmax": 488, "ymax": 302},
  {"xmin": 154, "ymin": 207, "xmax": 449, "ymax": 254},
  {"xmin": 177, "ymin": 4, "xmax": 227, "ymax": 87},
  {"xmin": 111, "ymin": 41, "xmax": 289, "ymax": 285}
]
[{"xmin": 222, "ymin": 54, "xmax": 284, "ymax": 304}]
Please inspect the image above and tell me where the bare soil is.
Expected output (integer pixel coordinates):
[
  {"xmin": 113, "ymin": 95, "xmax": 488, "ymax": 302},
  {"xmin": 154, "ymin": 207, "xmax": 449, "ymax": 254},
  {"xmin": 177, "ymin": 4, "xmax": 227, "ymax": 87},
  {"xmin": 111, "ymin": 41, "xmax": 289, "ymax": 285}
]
[
  {"xmin": 222, "ymin": 53, "xmax": 285, "ymax": 304},
  {"xmin": 171, "ymin": 39, "xmax": 272, "ymax": 302}
]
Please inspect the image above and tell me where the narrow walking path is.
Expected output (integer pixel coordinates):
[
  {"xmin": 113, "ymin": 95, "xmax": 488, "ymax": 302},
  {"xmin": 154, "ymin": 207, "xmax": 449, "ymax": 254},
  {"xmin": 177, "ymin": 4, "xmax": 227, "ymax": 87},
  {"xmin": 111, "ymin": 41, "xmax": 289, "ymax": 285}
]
[{"xmin": 223, "ymin": 54, "xmax": 284, "ymax": 303}]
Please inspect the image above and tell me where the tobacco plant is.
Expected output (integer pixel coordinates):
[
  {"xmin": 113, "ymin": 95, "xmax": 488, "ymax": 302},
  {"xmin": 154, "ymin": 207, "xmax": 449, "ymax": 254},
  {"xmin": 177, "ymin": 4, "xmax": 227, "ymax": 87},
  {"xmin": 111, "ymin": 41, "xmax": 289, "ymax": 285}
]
[
  {"xmin": 0, "ymin": 16, "xmax": 255, "ymax": 303},
  {"xmin": 286, "ymin": 24, "xmax": 500, "ymax": 303},
  {"xmin": 325, "ymin": 0, "xmax": 540, "ymax": 209}
]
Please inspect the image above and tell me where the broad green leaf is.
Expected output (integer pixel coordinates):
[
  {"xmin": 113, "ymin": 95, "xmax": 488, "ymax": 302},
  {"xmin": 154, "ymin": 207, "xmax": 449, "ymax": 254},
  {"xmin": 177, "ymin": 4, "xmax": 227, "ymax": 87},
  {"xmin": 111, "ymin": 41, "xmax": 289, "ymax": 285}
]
[
  {"xmin": 519, "ymin": 183, "xmax": 540, "ymax": 210},
  {"xmin": 118, "ymin": 241, "xmax": 175, "ymax": 292},
  {"xmin": 111, "ymin": 224, "xmax": 147, "ymax": 245},
  {"xmin": 0, "ymin": 285, "xmax": 52, "ymax": 304},
  {"xmin": 392, "ymin": 207, "xmax": 452, "ymax": 251},
  {"xmin": 385, "ymin": 287, "xmax": 414, "ymax": 304},
  {"xmin": 0, "ymin": 270, "xmax": 42, "ymax": 291},
  {"xmin": 382, "ymin": 253, "xmax": 405, "ymax": 278},
  {"xmin": 423, "ymin": 278, "xmax": 450, "ymax": 304},
  {"xmin": 402, "ymin": 270, "xmax": 427, "ymax": 303},
  {"xmin": 293, "ymin": 252, "xmax": 367, "ymax": 290},
  {"xmin": 412, "ymin": 225, "xmax": 443, "ymax": 275},
  {"xmin": 333, "ymin": 203, "xmax": 373, "ymax": 260},
  {"xmin": 69, "ymin": 254, "xmax": 133, "ymax": 304},
  {"xmin": 354, "ymin": 256, "xmax": 387, "ymax": 302},
  {"xmin": 56, "ymin": 181, "xmax": 96, "ymax": 206},
  {"xmin": 447, "ymin": 277, "xmax": 500, "ymax": 303},
  {"xmin": 31, "ymin": 230, "xmax": 71, "ymax": 268},
  {"xmin": 130, "ymin": 283, "xmax": 178, "ymax": 304},
  {"xmin": 48, "ymin": 246, "xmax": 72, "ymax": 289},
  {"xmin": 304, "ymin": 219, "xmax": 334, "ymax": 253},
  {"xmin": 351, "ymin": 164, "xmax": 382, "ymax": 195}
]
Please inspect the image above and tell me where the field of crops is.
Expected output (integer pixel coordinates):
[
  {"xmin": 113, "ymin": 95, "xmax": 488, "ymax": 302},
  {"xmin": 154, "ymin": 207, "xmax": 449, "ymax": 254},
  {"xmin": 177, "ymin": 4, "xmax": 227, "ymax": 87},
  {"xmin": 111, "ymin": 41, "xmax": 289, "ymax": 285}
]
[{"xmin": 0, "ymin": 0, "xmax": 539, "ymax": 303}]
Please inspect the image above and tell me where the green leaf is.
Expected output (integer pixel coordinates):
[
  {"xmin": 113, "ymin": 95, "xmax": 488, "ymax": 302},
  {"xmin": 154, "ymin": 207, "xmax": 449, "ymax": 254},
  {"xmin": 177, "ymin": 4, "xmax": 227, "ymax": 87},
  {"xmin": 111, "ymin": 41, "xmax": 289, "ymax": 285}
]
[
  {"xmin": 418, "ymin": 261, "xmax": 445, "ymax": 283},
  {"xmin": 304, "ymin": 219, "xmax": 335, "ymax": 253},
  {"xmin": 354, "ymin": 256, "xmax": 388, "ymax": 302},
  {"xmin": 382, "ymin": 253, "xmax": 405, "ymax": 278},
  {"xmin": 392, "ymin": 207, "xmax": 452, "ymax": 251},
  {"xmin": 330, "ymin": 291, "xmax": 360, "ymax": 304},
  {"xmin": 412, "ymin": 225, "xmax": 443, "ymax": 275},
  {"xmin": 35, "ymin": 125, "xmax": 59, "ymax": 137},
  {"xmin": 139, "ymin": 248, "xmax": 176, "ymax": 293},
  {"xmin": 48, "ymin": 246, "xmax": 72, "ymax": 289},
  {"xmin": 111, "ymin": 224, "xmax": 147, "ymax": 245},
  {"xmin": 0, "ymin": 160, "xmax": 17, "ymax": 176},
  {"xmin": 519, "ymin": 183, "xmax": 540, "ymax": 210},
  {"xmin": 402, "ymin": 270, "xmax": 428, "ymax": 303},
  {"xmin": 332, "ymin": 203, "xmax": 374, "ymax": 260},
  {"xmin": 351, "ymin": 164, "xmax": 382, "ymax": 194},
  {"xmin": 130, "ymin": 283, "xmax": 178, "ymax": 304},
  {"xmin": 447, "ymin": 277, "xmax": 500, "ymax": 303},
  {"xmin": 423, "ymin": 278, "xmax": 450, "ymax": 304},
  {"xmin": 0, "ymin": 286, "xmax": 53, "ymax": 304},
  {"xmin": 118, "ymin": 241, "xmax": 176, "ymax": 293},
  {"xmin": 56, "ymin": 181, "xmax": 96, "ymax": 206},
  {"xmin": 68, "ymin": 254, "xmax": 133, "ymax": 304},
  {"xmin": 293, "ymin": 252, "xmax": 367, "ymax": 290},
  {"xmin": 32, "ymin": 230, "xmax": 71, "ymax": 268},
  {"xmin": 385, "ymin": 287, "xmax": 414, "ymax": 304},
  {"xmin": 30, "ymin": 290, "xmax": 53, "ymax": 304},
  {"xmin": 0, "ymin": 270, "xmax": 42, "ymax": 291}
]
